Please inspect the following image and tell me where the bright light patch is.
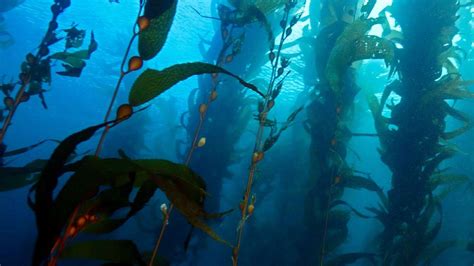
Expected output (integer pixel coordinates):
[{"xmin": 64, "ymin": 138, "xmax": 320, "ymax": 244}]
[{"xmin": 370, "ymin": 0, "xmax": 393, "ymax": 16}]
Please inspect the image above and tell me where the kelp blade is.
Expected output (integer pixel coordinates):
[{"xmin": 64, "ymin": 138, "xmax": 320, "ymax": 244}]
[
  {"xmin": 129, "ymin": 62, "xmax": 262, "ymax": 106},
  {"xmin": 60, "ymin": 240, "xmax": 144, "ymax": 264},
  {"xmin": 138, "ymin": 0, "xmax": 177, "ymax": 60}
]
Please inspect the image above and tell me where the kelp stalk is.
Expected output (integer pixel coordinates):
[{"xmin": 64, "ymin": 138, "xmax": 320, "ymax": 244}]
[
  {"xmin": 232, "ymin": 3, "xmax": 295, "ymax": 265},
  {"xmin": 0, "ymin": 79, "xmax": 29, "ymax": 144},
  {"xmin": 148, "ymin": 23, "xmax": 238, "ymax": 266},
  {"xmin": 148, "ymin": 204, "xmax": 174, "ymax": 266},
  {"xmin": 95, "ymin": 2, "xmax": 146, "ymax": 156}
]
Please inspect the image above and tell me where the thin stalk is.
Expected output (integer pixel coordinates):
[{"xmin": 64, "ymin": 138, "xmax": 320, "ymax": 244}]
[
  {"xmin": 319, "ymin": 184, "xmax": 334, "ymax": 266},
  {"xmin": 232, "ymin": 9, "xmax": 290, "ymax": 266},
  {"xmin": 95, "ymin": 2, "xmax": 144, "ymax": 156},
  {"xmin": 147, "ymin": 26, "xmax": 236, "ymax": 266},
  {"xmin": 0, "ymin": 79, "xmax": 29, "ymax": 144},
  {"xmin": 148, "ymin": 204, "xmax": 174, "ymax": 266}
]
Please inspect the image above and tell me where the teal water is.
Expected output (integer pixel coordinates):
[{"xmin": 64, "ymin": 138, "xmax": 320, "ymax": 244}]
[{"xmin": 0, "ymin": 0, "xmax": 473, "ymax": 265}]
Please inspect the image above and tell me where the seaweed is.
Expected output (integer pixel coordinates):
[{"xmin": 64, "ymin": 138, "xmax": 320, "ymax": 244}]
[
  {"xmin": 303, "ymin": 2, "xmax": 389, "ymax": 264},
  {"xmin": 364, "ymin": 0, "xmax": 474, "ymax": 264},
  {"xmin": 232, "ymin": 2, "xmax": 303, "ymax": 265},
  {"xmin": 25, "ymin": 119, "xmax": 232, "ymax": 265}
]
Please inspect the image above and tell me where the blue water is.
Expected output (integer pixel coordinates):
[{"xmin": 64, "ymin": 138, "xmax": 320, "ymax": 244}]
[{"xmin": 1, "ymin": 0, "xmax": 474, "ymax": 265}]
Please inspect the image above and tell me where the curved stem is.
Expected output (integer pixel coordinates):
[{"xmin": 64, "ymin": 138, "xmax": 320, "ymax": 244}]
[
  {"xmin": 94, "ymin": 33, "xmax": 137, "ymax": 156},
  {"xmin": 94, "ymin": 0, "xmax": 144, "ymax": 156},
  {"xmin": 94, "ymin": 72, "xmax": 126, "ymax": 156}
]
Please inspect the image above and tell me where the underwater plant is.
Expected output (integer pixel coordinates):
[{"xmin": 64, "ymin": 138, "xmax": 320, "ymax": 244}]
[
  {"xmin": 231, "ymin": 1, "xmax": 304, "ymax": 265},
  {"xmin": 1, "ymin": 0, "xmax": 264, "ymax": 265},
  {"xmin": 365, "ymin": 0, "xmax": 474, "ymax": 264},
  {"xmin": 302, "ymin": 0, "xmax": 391, "ymax": 264},
  {"xmin": 139, "ymin": 2, "xmax": 290, "ymax": 264},
  {"xmin": 2, "ymin": 0, "xmax": 474, "ymax": 265}
]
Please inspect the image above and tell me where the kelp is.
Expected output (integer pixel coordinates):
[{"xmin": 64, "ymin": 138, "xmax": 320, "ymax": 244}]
[
  {"xmin": 303, "ymin": 3, "xmax": 390, "ymax": 265},
  {"xmin": 31, "ymin": 121, "xmax": 115, "ymax": 265},
  {"xmin": 60, "ymin": 240, "xmax": 146, "ymax": 265},
  {"xmin": 326, "ymin": 17, "xmax": 395, "ymax": 101},
  {"xmin": 138, "ymin": 0, "xmax": 177, "ymax": 60},
  {"xmin": 261, "ymin": 106, "xmax": 303, "ymax": 151},
  {"xmin": 364, "ymin": 0, "xmax": 474, "ymax": 264},
  {"xmin": 1, "ymin": 138, "xmax": 59, "ymax": 158},
  {"xmin": 28, "ymin": 120, "xmax": 232, "ymax": 265},
  {"xmin": 194, "ymin": 4, "xmax": 276, "ymax": 51},
  {"xmin": 0, "ymin": 159, "xmax": 46, "ymax": 191},
  {"xmin": 50, "ymin": 31, "xmax": 98, "ymax": 77},
  {"xmin": 129, "ymin": 62, "xmax": 263, "ymax": 106},
  {"xmin": 232, "ymin": 2, "xmax": 302, "ymax": 265}
]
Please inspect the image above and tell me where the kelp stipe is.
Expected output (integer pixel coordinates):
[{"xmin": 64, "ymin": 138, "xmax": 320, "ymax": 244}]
[
  {"xmin": 94, "ymin": 0, "xmax": 148, "ymax": 156},
  {"xmin": 364, "ymin": 0, "xmax": 474, "ymax": 264},
  {"xmin": 302, "ymin": 1, "xmax": 390, "ymax": 264},
  {"xmin": 146, "ymin": 4, "xmax": 271, "ymax": 264},
  {"xmin": 232, "ymin": 1, "xmax": 303, "ymax": 265},
  {"xmin": 147, "ymin": 29, "xmax": 237, "ymax": 266}
]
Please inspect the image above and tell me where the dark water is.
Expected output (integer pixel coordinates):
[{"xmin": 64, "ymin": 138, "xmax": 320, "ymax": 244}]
[{"xmin": 0, "ymin": 0, "xmax": 473, "ymax": 265}]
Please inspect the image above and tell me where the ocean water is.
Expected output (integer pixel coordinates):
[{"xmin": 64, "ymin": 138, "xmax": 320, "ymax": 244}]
[{"xmin": 0, "ymin": 0, "xmax": 473, "ymax": 265}]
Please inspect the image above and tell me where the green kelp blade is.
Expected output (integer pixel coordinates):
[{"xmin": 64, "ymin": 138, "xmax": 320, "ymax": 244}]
[
  {"xmin": 129, "ymin": 62, "xmax": 263, "ymax": 106},
  {"xmin": 52, "ymin": 159, "xmax": 137, "ymax": 236},
  {"xmin": 32, "ymin": 121, "xmax": 113, "ymax": 266},
  {"xmin": 133, "ymin": 160, "xmax": 231, "ymax": 246},
  {"xmin": 60, "ymin": 240, "xmax": 145, "ymax": 264},
  {"xmin": 0, "ymin": 159, "xmax": 47, "ymax": 191},
  {"xmin": 83, "ymin": 178, "xmax": 158, "ymax": 234},
  {"xmin": 64, "ymin": 155, "xmax": 229, "ymax": 245},
  {"xmin": 3, "ymin": 139, "xmax": 60, "ymax": 158},
  {"xmin": 50, "ymin": 51, "xmax": 85, "ymax": 68},
  {"xmin": 138, "ymin": 0, "xmax": 177, "ymax": 60}
]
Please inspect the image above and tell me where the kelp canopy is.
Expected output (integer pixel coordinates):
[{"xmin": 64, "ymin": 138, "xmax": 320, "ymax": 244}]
[{"xmin": 0, "ymin": 0, "xmax": 473, "ymax": 265}]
